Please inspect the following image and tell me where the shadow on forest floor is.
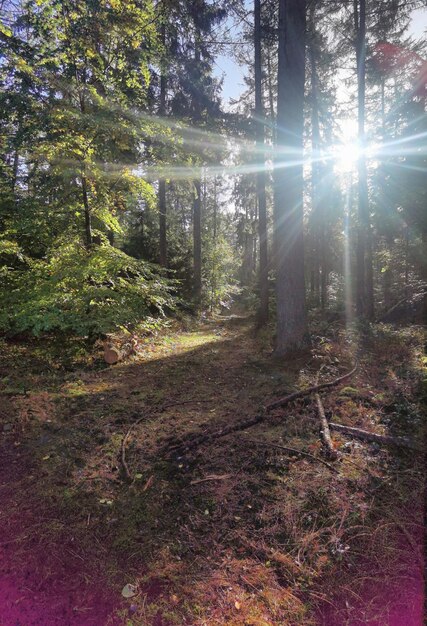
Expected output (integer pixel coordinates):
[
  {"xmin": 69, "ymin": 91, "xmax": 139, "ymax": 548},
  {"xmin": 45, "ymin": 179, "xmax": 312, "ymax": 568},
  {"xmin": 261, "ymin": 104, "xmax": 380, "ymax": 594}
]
[{"xmin": 0, "ymin": 316, "xmax": 425, "ymax": 625}]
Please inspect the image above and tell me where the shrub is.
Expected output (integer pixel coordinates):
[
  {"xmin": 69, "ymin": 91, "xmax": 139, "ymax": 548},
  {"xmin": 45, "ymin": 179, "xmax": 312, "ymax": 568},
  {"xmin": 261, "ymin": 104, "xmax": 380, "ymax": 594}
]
[{"xmin": 0, "ymin": 241, "xmax": 176, "ymax": 338}]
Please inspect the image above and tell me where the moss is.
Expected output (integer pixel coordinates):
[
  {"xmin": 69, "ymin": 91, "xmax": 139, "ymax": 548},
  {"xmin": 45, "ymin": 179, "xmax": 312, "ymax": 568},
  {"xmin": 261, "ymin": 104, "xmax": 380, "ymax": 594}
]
[{"xmin": 339, "ymin": 386, "xmax": 361, "ymax": 397}]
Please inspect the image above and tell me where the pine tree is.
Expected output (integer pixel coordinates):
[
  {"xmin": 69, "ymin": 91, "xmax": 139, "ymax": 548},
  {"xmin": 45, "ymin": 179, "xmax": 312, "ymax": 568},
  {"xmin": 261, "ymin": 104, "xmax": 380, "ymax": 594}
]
[{"xmin": 273, "ymin": 0, "xmax": 309, "ymax": 354}]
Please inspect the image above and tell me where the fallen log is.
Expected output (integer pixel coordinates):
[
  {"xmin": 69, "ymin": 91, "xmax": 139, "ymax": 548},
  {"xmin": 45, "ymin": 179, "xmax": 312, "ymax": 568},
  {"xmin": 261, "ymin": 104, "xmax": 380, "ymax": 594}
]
[
  {"xmin": 266, "ymin": 363, "xmax": 358, "ymax": 412},
  {"xmin": 376, "ymin": 291, "xmax": 427, "ymax": 324},
  {"xmin": 314, "ymin": 366, "xmax": 338, "ymax": 460},
  {"xmin": 316, "ymin": 393, "xmax": 338, "ymax": 460},
  {"xmin": 329, "ymin": 422, "xmax": 420, "ymax": 451}
]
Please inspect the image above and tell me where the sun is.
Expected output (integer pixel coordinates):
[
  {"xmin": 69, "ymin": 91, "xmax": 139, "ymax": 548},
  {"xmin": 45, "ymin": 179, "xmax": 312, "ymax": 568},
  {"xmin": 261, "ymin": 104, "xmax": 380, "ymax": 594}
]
[{"xmin": 331, "ymin": 141, "xmax": 362, "ymax": 174}]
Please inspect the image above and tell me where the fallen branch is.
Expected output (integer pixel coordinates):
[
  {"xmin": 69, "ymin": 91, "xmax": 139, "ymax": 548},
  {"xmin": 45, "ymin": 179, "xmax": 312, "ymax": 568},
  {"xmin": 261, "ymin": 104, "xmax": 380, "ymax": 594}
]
[
  {"xmin": 163, "ymin": 414, "xmax": 265, "ymax": 456},
  {"xmin": 315, "ymin": 367, "xmax": 338, "ymax": 460},
  {"xmin": 376, "ymin": 291, "xmax": 427, "ymax": 323},
  {"xmin": 159, "ymin": 398, "xmax": 218, "ymax": 411},
  {"xmin": 329, "ymin": 422, "xmax": 420, "ymax": 451},
  {"xmin": 120, "ymin": 398, "xmax": 220, "ymax": 480},
  {"xmin": 266, "ymin": 363, "xmax": 358, "ymax": 412},
  {"xmin": 316, "ymin": 393, "xmax": 338, "ymax": 460},
  {"xmin": 190, "ymin": 473, "xmax": 232, "ymax": 485},
  {"xmin": 244, "ymin": 438, "xmax": 340, "ymax": 473}
]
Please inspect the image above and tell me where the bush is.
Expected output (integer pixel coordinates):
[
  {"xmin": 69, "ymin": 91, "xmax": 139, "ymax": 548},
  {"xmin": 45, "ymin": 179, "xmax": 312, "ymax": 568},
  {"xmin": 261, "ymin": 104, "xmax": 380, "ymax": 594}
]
[{"xmin": 0, "ymin": 241, "xmax": 176, "ymax": 338}]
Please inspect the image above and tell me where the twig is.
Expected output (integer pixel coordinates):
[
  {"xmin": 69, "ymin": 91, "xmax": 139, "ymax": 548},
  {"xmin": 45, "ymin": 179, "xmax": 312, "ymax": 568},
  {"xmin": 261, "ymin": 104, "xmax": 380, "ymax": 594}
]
[
  {"xmin": 190, "ymin": 473, "xmax": 232, "ymax": 485},
  {"xmin": 266, "ymin": 362, "xmax": 358, "ymax": 411},
  {"xmin": 159, "ymin": 398, "xmax": 217, "ymax": 411},
  {"xmin": 120, "ymin": 414, "xmax": 148, "ymax": 481},
  {"xmin": 244, "ymin": 438, "xmax": 340, "ymax": 473}
]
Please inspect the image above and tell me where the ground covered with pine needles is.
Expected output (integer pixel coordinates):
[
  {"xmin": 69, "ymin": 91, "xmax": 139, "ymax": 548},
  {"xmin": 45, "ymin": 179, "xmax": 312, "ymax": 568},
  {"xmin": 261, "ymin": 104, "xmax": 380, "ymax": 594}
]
[{"xmin": 0, "ymin": 315, "xmax": 425, "ymax": 625}]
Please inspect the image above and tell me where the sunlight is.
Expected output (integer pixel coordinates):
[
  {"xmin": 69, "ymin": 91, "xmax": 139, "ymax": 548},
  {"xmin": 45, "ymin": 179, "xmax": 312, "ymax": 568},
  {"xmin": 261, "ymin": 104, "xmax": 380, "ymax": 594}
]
[{"xmin": 331, "ymin": 140, "xmax": 362, "ymax": 173}]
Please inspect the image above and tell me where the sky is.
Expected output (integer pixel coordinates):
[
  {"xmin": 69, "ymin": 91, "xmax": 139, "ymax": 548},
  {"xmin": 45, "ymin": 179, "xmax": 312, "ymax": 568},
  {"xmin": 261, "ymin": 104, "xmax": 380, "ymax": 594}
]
[{"xmin": 213, "ymin": 6, "xmax": 427, "ymax": 107}]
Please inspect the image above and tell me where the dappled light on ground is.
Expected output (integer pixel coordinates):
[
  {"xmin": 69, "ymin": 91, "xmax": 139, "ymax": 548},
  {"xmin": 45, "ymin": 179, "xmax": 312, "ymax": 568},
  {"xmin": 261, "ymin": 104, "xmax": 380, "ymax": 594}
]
[{"xmin": 0, "ymin": 317, "xmax": 425, "ymax": 625}]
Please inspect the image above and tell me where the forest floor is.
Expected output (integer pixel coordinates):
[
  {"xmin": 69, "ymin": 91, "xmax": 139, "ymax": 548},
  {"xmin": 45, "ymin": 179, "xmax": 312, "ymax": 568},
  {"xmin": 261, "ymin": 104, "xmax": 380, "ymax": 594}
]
[{"xmin": 0, "ymin": 314, "xmax": 425, "ymax": 626}]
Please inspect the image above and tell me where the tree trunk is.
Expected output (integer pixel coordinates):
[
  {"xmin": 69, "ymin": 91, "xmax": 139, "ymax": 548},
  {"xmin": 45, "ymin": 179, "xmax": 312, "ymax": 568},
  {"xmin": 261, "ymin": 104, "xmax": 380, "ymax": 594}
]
[
  {"xmin": 254, "ymin": 0, "xmax": 269, "ymax": 325},
  {"xmin": 273, "ymin": 0, "xmax": 309, "ymax": 355},
  {"xmin": 193, "ymin": 179, "xmax": 202, "ymax": 303},
  {"xmin": 422, "ymin": 230, "xmax": 427, "ymax": 320},
  {"xmin": 158, "ymin": 22, "xmax": 167, "ymax": 267},
  {"xmin": 11, "ymin": 149, "xmax": 19, "ymax": 194},
  {"xmin": 81, "ymin": 171, "xmax": 93, "ymax": 248},
  {"xmin": 158, "ymin": 179, "xmax": 167, "ymax": 266},
  {"xmin": 266, "ymin": 49, "xmax": 275, "ymax": 130},
  {"xmin": 355, "ymin": 0, "xmax": 374, "ymax": 319},
  {"xmin": 309, "ymin": 36, "xmax": 321, "ymax": 308}
]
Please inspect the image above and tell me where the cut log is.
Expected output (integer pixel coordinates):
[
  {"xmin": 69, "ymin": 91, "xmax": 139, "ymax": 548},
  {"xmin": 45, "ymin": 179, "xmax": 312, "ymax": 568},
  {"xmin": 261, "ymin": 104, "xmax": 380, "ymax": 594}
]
[
  {"xmin": 104, "ymin": 342, "xmax": 134, "ymax": 365},
  {"xmin": 329, "ymin": 422, "xmax": 420, "ymax": 451}
]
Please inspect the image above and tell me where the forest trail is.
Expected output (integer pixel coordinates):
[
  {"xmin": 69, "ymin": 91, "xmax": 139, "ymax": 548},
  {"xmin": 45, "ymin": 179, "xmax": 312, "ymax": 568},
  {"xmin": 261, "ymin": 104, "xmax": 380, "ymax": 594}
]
[{"xmin": 0, "ymin": 317, "xmax": 425, "ymax": 625}]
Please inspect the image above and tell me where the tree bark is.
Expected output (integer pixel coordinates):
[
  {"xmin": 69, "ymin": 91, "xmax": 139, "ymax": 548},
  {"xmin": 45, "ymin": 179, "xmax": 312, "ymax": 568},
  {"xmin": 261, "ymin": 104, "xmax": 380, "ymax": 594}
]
[
  {"xmin": 266, "ymin": 49, "xmax": 275, "ymax": 131},
  {"xmin": 273, "ymin": 0, "xmax": 309, "ymax": 354},
  {"xmin": 193, "ymin": 178, "xmax": 202, "ymax": 303},
  {"xmin": 309, "ymin": 36, "xmax": 322, "ymax": 308},
  {"xmin": 158, "ymin": 22, "xmax": 167, "ymax": 267},
  {"xmin": 254, "ymin": 0, "xmax": 269, "ymax": 325},
  {"xmin": 81, "ymin": 171, "xmax": 93, "ymax": 248},
  {"xmin": 355, "ymin": 0, "xmax": 374, "ymax": 319}
]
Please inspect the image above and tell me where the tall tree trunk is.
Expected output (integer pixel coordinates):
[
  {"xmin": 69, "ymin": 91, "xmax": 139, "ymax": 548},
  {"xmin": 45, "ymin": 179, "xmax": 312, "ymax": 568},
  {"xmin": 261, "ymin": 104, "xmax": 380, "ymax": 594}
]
[
  {"xmin": 193, "ymin": 179, "xmax": 202, "ymax": 303},
  {"xmin": 81, "ymin": 170, "xmax": 93, "ymax": 248},
  {"xmin": 422, "ymin": 230, "xmax": 427, "ymax": 320},
  {"xmin": 254, "ymin": 0, "xmax": 269, "ymax": 325},
  {"xmin": 273, "ymin": 0, "xmax": 309, "ymax": 355},
  {"xmin": 158, "ymin": 22, "xmax": 167, "ymax": 267},
  {"xmin": 309, "ymin": 38, "xmax": 321, "ymax": 308},
  {"xmin": 355, "ymin": 0, "xmax": 374, "ymax": 319},
  {"xmin": 11, "ymin": 149, "xmax": 19, "ymax": 194},
  {"xmin": 266, "ymin": 49, "xmax": 275, "ymax": 130}
]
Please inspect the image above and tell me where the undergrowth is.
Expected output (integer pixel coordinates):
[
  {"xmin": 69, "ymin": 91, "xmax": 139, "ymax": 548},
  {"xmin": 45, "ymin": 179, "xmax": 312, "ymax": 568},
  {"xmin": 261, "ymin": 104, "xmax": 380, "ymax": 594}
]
[{"xmin": 0, "ymin": 317, "xmax": 425, "ymax": 625}]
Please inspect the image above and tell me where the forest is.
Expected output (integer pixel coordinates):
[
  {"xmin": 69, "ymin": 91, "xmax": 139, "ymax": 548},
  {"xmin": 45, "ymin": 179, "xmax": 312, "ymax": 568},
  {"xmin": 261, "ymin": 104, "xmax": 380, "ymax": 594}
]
[{"xmin": 0, "ymin": 0, "xmax": 426, "ymax": 624}]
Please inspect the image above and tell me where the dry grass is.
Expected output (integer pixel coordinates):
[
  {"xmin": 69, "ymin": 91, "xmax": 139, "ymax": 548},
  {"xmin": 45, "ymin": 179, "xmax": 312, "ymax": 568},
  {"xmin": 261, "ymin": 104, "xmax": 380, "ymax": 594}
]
[{"xmin": 0, "ymin": 318, "xmax": 425, "ymax": 625}]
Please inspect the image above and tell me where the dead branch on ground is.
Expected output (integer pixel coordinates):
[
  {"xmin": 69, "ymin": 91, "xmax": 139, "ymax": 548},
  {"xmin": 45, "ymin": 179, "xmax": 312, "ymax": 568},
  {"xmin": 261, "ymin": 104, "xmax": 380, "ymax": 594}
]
[
  {"xmin": 266, "ymin": 362, "xmax": 358, "ymax": 412},
  {"xmin": 315, "ymin": 367, "xmax": 338, "ymax": 460},
  {"xmin": 329, "ymin": 422, "xmax": 421, "ymax": 451}
]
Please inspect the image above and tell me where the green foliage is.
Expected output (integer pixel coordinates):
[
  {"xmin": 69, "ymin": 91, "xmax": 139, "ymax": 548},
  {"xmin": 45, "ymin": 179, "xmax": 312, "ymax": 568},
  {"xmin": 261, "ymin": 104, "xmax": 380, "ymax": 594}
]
[
  {"xmin": 203, "ymin": 231, "xmax": 239, "ymax": 312},
  {"xmin": 0, "ymin": 241, "xmax": 176, "ymax": 337}
]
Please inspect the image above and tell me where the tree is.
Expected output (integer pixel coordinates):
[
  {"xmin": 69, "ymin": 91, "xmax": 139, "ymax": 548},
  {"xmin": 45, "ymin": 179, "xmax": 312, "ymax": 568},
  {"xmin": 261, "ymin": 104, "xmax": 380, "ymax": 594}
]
[
  {"xmin": 354, "ymin": 0, "xmax": 374, "ymax": 320},
  {"xmin": 158, "ymin": 19, "xmax": 168, "ymax": 268},
  {"xmin": 254, "ymin": 0, "xmax": 269, "ymax": 325},
  {"xmin": 273, "ymin": 0, "xmax": 309, "ymax": 354}
]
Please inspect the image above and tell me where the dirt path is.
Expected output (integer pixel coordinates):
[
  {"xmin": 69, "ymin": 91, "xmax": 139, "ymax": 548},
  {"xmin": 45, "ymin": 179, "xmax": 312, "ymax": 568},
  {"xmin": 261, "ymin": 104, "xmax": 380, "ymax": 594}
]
[{"xmin": 0, "ymin": 317, "xmax": 425, "ymax": 625}]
